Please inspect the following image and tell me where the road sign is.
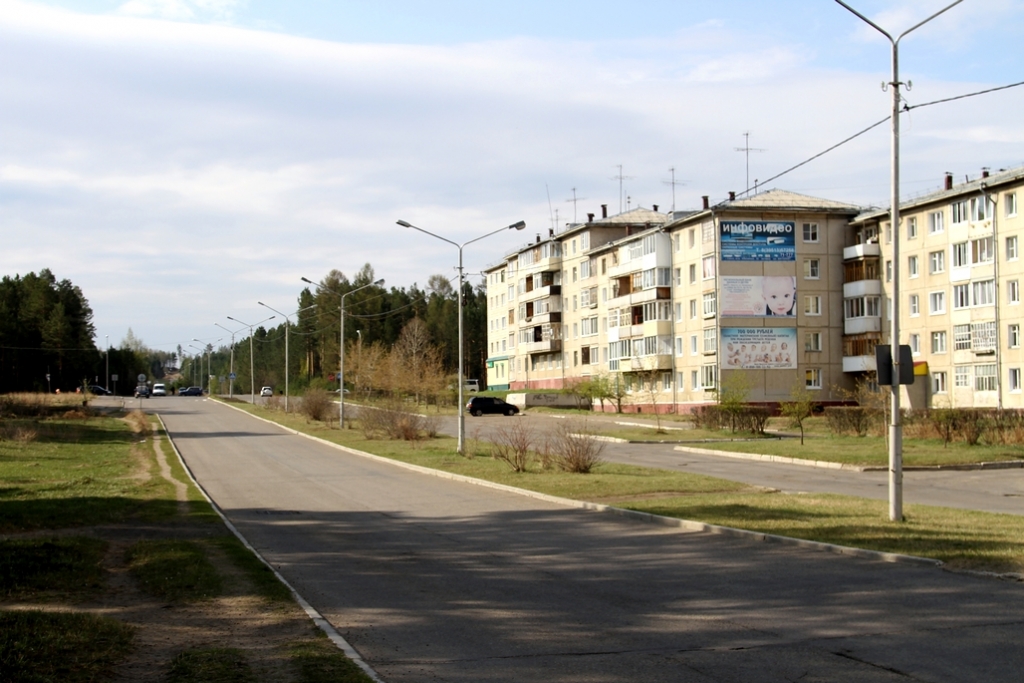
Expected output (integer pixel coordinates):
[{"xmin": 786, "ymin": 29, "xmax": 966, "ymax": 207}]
[
  {"xmin": 229, "ymin": 372, "xmax": 237, "ymax": 380},
  {"xmin": 137, "ymin": 373, "xmax": 146, "ymax": 383},
  {"xmin": 112, "ymin": 374, "xmax": 118, "ymax": 381}
]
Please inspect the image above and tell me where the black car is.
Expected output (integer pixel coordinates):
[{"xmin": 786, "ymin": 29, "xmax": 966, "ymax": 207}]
[
  {"xmin": 87, "ymin": 385, "xmax": 112, "ymax": 396},
  {"xmin": 465, "ymin": 396, "xmax": 519, "ymax": 417},
  {"xmin": 134, "ymin": 385, "xmax": 151, "ymax": 398},
  {"xmin": 179, "ymin": 386, "xmax": 204, "ymax": 396}
]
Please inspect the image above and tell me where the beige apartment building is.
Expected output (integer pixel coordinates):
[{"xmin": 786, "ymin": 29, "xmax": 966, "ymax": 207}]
[
  {"xmin": 485, "ymin": 165, "xmax": 1024, "ymax": 412},
  {"xmin": 848, "ymin": 167, "xmax": 1024, "ymax": 409}
]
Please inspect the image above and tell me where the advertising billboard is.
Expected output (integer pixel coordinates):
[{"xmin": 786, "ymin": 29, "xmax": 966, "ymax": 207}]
[
  {"xmin": 720, "ymin": 276, "xmax": 797, "ymax": 318},
  {"xmin": 722, "ymin": 327, "xmax": 798, "ymax": 369},
  {"xmin": 720, "ymin": 221, "xmax": 796, "ymax": 261}
]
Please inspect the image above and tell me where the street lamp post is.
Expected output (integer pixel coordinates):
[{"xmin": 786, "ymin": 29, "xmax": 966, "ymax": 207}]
[
  {"xmin": 191, "ymin": 338, "xmax": 221, "ymax": 393},
  {"xmin": 105, "ymin": 335, "xmax": 109, "ymax": 392},
  {"xmin": 835, "ymin": 0, "xmax": 964, "ymax": 522},
  {"xmin": 258, "ymin": 301, "xmax": 317, "ymax": 412},
  {"xmin": 302, "ymin": 277, "xmax": 384, "ymax": 426},
  {"xmin": 226, "ymin": 315, "xmax": 276, "ymax": 404},
  {"xmin": 397, "ymin": 218, "xmax": 526, "ymax": 455},
  {"xmin": 215, "ymin": 322, "xmax": 245, "ymax": 398}
]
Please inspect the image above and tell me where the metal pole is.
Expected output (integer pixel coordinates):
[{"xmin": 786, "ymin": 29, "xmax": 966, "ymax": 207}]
[
  {"xmin": 216, "ymin": 323, "xmax": 242, "ymax": 398},
  {"xmin": 105, "ymin": 335, "xmax": 109, "ymax": 391},
  {"xmin": 227, "ymin": 315, "xmax": 275, "ymax": 405},
  {"xmin": 835, "ymin": 0, "xmax": 964, "ymax": 522}
]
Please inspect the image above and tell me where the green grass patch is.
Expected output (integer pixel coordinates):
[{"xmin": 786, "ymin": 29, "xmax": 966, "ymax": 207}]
[
  {"xmin": 0, "ymin": 609, "xmax": 134, "ymax": 683},
  {"xmin": 0, "ymin": 537, "xmax": 107, "ymax": 601},
  {"xmin": 289, "ymin": 636, "xmax": 376, "ymax": 683},
  {"xmin": 211, "ymin": 536, "xmax": 293, "ymax": 604},
  {"xmin": 126, "ymin": 540, "xmax": 223, "ymax": 602},
  {"xmin": 166, "ymin": 647, "xmax": 257, "ymax": 683},
  {"xmin": 0, "ymin": 415, "xmax": 177, "ymax": 532}
]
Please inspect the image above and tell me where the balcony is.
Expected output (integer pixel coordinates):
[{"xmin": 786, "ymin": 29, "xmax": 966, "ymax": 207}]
[
  {"xmin": 520, "ymin": 339, "xmax": 562, "ymax": 354},
  {"xmin": 522, "ymin": 311, "xmax": 561, "ymax": 326},
  {"xmin": 844, "ymin": 316, "xmax": 881, "ymax": 335},
  {"xmin": 843, "ymin": 355, "xmax": 877, "ymax": 373},
  {"xmin": 607, "ymin": 286, "xmax": 670, "ymax": 307},
  {"xmin": 843, "ymin": 242, "xmax": 881, "ymax": 260},
  {"xmin": 521, "ymin": 284, "xmax": 561, "ymax": 302},
  {"xmin": 843, "ymin": 279, "xmax": 881, "ymax": 298}
]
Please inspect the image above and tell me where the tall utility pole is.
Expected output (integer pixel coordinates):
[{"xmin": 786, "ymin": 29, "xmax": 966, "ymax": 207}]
[{"xmin": 836, "ymin": 0, "xmax": 964, "ymax": 522}]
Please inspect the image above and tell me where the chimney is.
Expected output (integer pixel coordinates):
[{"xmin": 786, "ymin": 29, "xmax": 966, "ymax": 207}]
[
  {"xmin": 982, "ymin": 167, "xmax": 990, "ymax": 178},
  {"xmin": 535, "ymin": 234, "xmax": 540, "ymax": 244},
  {"xmin": 587, "ymin": 213, "xmax": 594, "ymax": 222},
  {"xmin": 702, "ymin": 196, "xmax": 709, "ymax": 210},
  {"xmin": 729, "ymin": 191, "xmax": 736, "ymax": 201},
  {"xmin": 549, "ymin": 228, "xmax": 554, "ymax": 237},
  {"xmin": 945, "ymin": 172, "xmax": 953, "ymax": 190},
  {"xmin": 601, "ymin": 204, "xmax": 608, "ymax": 218},
  {"xmin": 653, "ymin": 204, "xmax": 659, "ymax": 212}
]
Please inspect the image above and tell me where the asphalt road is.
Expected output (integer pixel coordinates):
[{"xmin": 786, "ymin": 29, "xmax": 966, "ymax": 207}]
[{"xmin": 157, "ymin": 397, "xmax": 1024, "ymax": 682}]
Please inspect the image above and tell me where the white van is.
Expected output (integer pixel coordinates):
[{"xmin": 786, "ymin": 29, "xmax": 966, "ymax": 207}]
[
  {"xmin": 464, "ymin": 379, "xmax": 480, "ymax": 392},
  {"xmin": 152, "ymin": 383, "xmax": 167, "ymax": 396}
]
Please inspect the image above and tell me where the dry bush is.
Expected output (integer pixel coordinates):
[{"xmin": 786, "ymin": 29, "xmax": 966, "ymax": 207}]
[
  {"xmin": 0, "ymin": 423, "xmax": 38, "ymax": 442},
  {"xmin": 549, "ymin": 420, "xmax": 604, "ymax": 473},
  {"xmin": 360, "ymin": 401, "xmax": 426, "ymax": 441},
  {"xmin": 125, "ymin": 409, "xmax": 151, "ymax": 435},
  {"xmin": 491, "ymin": 420, "xmax": 534, "ymax": 472},
  {"xmin": 264, "ymin": 395, "xmax": 283, "ymax": 412},
  {"xmin": 300, "ymin": 390, "xmax": 334, "ymax": 423}
]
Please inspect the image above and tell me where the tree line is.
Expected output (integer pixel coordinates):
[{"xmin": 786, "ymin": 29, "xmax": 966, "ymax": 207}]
[{"xmin": 182, "ymin": 264, "xmax": 488, "ymax": 395}]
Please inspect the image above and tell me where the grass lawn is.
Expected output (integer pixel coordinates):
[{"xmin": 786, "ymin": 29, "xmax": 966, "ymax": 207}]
[{"xmin": 232, "ymin": 400, "xmax": 1024, "ymax": 574}]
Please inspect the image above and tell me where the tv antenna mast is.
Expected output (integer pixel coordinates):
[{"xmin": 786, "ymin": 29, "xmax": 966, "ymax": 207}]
[
  {"xmin": 565, "ymin": 187, "xmax": 587, "ymax": 224},
  {"xmin": 611, "ymin": 165, "xmax": 634, "ymax": 214},
  {"xmin": 663, "ymin": 167, "xmax": 686, "ymax": 212},
  {"xmin": 735, "ymin": 132, "xmax": 766, "ymax": 195}
]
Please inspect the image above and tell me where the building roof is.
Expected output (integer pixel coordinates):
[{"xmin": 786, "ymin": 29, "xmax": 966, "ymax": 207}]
[
  {"xmin": 724, "ymin": 189, "xmax": 863, "ymax": 213},
  {"xmin": 853, "ymin": 164, "xmax": 1024, "ymax": 223}
]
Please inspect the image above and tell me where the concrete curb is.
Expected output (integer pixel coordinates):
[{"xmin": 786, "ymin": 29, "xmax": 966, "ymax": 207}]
[
  {"xmin": 673, "ymin": 444, "xmax": 1024, "ymax": 472},
  {"xmin": 214, "ymin": 400, "xmax": 942, "ymax": 570},
  {"xmin": 155, "ymin": 410, "xmax": 386, "ymax": 683}
]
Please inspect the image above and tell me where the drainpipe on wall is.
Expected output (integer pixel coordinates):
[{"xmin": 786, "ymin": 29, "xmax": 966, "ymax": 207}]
[{"xmin": 981, "ymin": 183, "xmax": 1002, "ymax": 410}]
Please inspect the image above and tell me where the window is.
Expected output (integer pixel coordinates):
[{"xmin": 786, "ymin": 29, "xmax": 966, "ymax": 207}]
[
  {"xmin": 804, "ymin": 259, "xmax": 820, "ymax": 279},
  {"xmin": 885, "ymin": 223, "xmax": 891, "ymax": 244},
  {"xmin": 580, "ymin": 259, "xmax": 591, "ymax": 279},
  {"xmin": 674, "ymin": 268, "xmax": 681, "ymax": 286},
  {"xmin": 929, "ymin": 291, "xmax": 946, "ymax": 314},
  {"xmin": 689, "ymin": 264, "xmax": 696, "ymax": 284},
  {"xmin": 971, "ymin": 279, "xmax": 994, "ymax": 307},
  {"xmin": 929, "ymin": 211, "xmax": 944, "ymax": 234},
  {"xmin": 953, "ymin": 324, "xmax": 972, "ymax": 350},
  {"xmin": 931, "ymin": 331, "xmax": 947, "ymax": 353},
  {"xmin": 952, "ymin": 199, "xmax": 969, "ymax": 224},
  {"xmin": 885, "ymin": 260, "xmax": 892, "ymax": 282},
  {"xmin": 907, "ymin": 216, "xmax": 918, "ymax": 239},
  {"xmin": 805, "ymin": 369, "xmax": 822, "ymax": 389},
  {"xmin": 690, "ymin": 335, "xmax": 698, "ymax": 355},
  {"xmin": 970, "ymin": 196, "xmax": 993, "ymax": 222},
  {"xmin": 952, "ymin": 242, "xmax": 968, "ymax": 268},
  {"xmin": 1010, "ymin": 368, "xmax": 1022, "ymax": 392},
  {"xmin": 932, "ymin": 371, "xmax": 947, "ymax": 394},
  {"xmin": 689, "ymin": 299, "xmax": 697, "ymax": 319},
  {"xmin": 954, "ymin": 365, "xmax": 971, "ymax": 388},
  {"xmin": 581, "ymin": 316, "xmax": 599, "ymax": 337},
  {"xmin": 1010, "ymin": 324, "xmax": 1021, "ymax": 349},
  {"xmin": 1008, "ymin": 236, "xmax": 1019, "ymax": 261},
  {"xmin": 908, "ymin": 255, "xmax": 918, "ymax": 278},
  {"xmin": 952, "ymin": 284, "xmax": 970, "ymax": 310},
  {"xmin": 971, "ymin": 237, "xmax": 994, "ymax": 265},
  {"xmin": 1006, "ymin": 193, "xmax": 1018, "ymax": 218},
  {"xmin": 702, "ymin": 292, "xmax": 717, "ymax": 317},
  {"xmin": 929, "ymin": 250, "xmax": 945, "ymax": 274},
  {"xmin": 975, "ymin": 364, "xmax": 997, "ymax": 391},
  {"xmin": 972, "ymin": 321, "xmax": 997, "ymax": 353},
  {"xmin": 803, "ymin": 222, "xmax": 819, "ymax": 242},
  {"xmin": 1009, "ymin": 280, "xmax": 1020, "ymax": 304},
  {"xmin": 691, "ymin": 370, "xmax": 699, "ymax": 390},
  {"xmin": 701, "ymin": 364, "xmax": 718, "ymax": 390},
  {"xmin": 688, "ymin": 229, "xmax": 696, "ymax": 249},
  {"xmin": 702, "ymin": 256, "xmax": 716, "ymax": 280},
  {"xmin": 909, "ymin": 294, "xmax": 920, "ymax": 316},
  {"xmin": 675, "ymin": 337, "xmax": 682, "ymax": 356},
  {"xmin": 804, "ymin": 295, "xmax": 822, "ymax": 316},
  {"xmin": 703, "ymin": 328, "xmax": 717, "ymax": 354},
  {"xmin": 805, "ymin": 332, "xmax": 822, "ymax": 352},
  {"xmin": 909, "ymin": 333, "xmax": 920, "ymax": 355},
  {"xmin": 844, "ymin": 296, "xmax": 880, "ymax": 319}
]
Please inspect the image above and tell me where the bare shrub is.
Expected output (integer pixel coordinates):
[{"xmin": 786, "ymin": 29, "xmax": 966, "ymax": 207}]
[
  {"xmin": 360, "ymin": 401, "xmax": 425, "ymax": 441},
  {"xmin": 125, "ymin": 409, "xmax": 151, "ymax": 435},
  {"xmin": 421, "ymin": 413, "xmax": 441, "ymax": 438},
  {"xmin": 265, "ymin": 395, "xmax": 283, "ymax": 412},
  {"xmin": 491, "ymin": 420, "xmax": 534, "ymax": 472},
  {"xmin": 0, "ymin": 423, "xmax": 38, "ymax": 442},
  {"xmin": 550, "ymin": 421, "xmax": 604, "ymax": 473},
  {"xmin": 300, "ymin": 390, "xmax": 334, "ymax": 423},
  {"xmin": 824, "ymin": 406, "xmax": 871, "ymax": 436}
]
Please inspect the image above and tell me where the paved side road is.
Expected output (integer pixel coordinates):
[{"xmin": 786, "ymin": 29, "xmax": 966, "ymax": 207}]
[{"xmin": 159, "ymin": 398, "xmax": 1024, "ymax": 682}]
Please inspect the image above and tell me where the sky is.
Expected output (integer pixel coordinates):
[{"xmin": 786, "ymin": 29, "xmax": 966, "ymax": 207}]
[{"xmin": 2, "ymin": 0, "xmax": 1023, "ymax": 355}]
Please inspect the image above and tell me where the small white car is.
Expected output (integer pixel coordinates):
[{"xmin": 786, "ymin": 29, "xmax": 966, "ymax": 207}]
[
  {"xmin": 152, "ymin": 383, "xmax": 167, "ymax": 397},
  {"xmin": 260, "ymin": 386, "xmax": 273, "ymax": 397}
]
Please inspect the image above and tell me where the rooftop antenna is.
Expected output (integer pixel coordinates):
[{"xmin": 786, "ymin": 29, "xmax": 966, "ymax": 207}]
[
  {"xmin": 663, "ymin": 167, "xmax": 686, "ymax": 212},
  {"xmin": 565, "ymin": 187, "xmax": 587, "ymax": 224},
  {"xmin": 611, "ymin": 164, "xmax": 634, "ymax": 214},
  {"xmin": 545, "ymin": 183, "xmax": 556, "ymax": 233},
  {"xmin": 735, "ymin": 132, "xmax": 766, "ymax": 195}
]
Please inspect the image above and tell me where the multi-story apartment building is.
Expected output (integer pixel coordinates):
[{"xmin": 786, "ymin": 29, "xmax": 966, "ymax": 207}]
[
  {"xmin": 484, "ymin": 164, "xmax": 1024, "ymax": 412},
  {"xmin": 848, "ymin": 167, "xmax": 1024, "ymax": 409}
]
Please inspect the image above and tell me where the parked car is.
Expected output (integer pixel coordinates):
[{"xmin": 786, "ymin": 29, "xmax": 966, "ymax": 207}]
[
  {"xmin": 152, "ymin": 383, "xmax": 167, "ymax": 396},
  {"xmin": 260, "ymin": 386, "xmax": 273, "ymax": 397},
  {"xmin": 87, "ymin": 385, "xmax": 111, "ymax": 396},
  {"xmin": 134, "ymin": 385, "xmax": 151, "ymax": 398},
  {"xmin": 179, "ymin": 386, "xmax": 203, "ymax": 396},
  {"xmin": 466, "ymin": 396, "xmax": 519, "ymax": 417}
]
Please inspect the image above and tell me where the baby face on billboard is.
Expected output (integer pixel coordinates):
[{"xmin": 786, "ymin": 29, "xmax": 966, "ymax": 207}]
[{"xmin": 762, "ymin": 276, "xmax": 796, "ymax": 316}]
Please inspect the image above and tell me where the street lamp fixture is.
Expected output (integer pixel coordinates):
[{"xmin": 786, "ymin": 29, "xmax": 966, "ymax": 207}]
[
  {"xmin": 397, "ymin": 218, "xmax": 526, "ymax": 455},
  {"xmin": 258, "ymin": 301, "xmax": 317, "ymax": 412},
  {"xmin": 215, "ymin": 322, "xmax": 246, "ymax": 398},
  {"xmin": 835, "ymin": 0, "xmax": 964, "ymax": 522},
  {"xmin": 302, "ymin": 276, "xmax": 384, "ymax": 426},
  {"xmin": 226, "ymin": 315, "xmax": 276, "ymax": 404},
  {"xmin": 191, "ymin": 338, "xmax": 221, "ymax": 394}
]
